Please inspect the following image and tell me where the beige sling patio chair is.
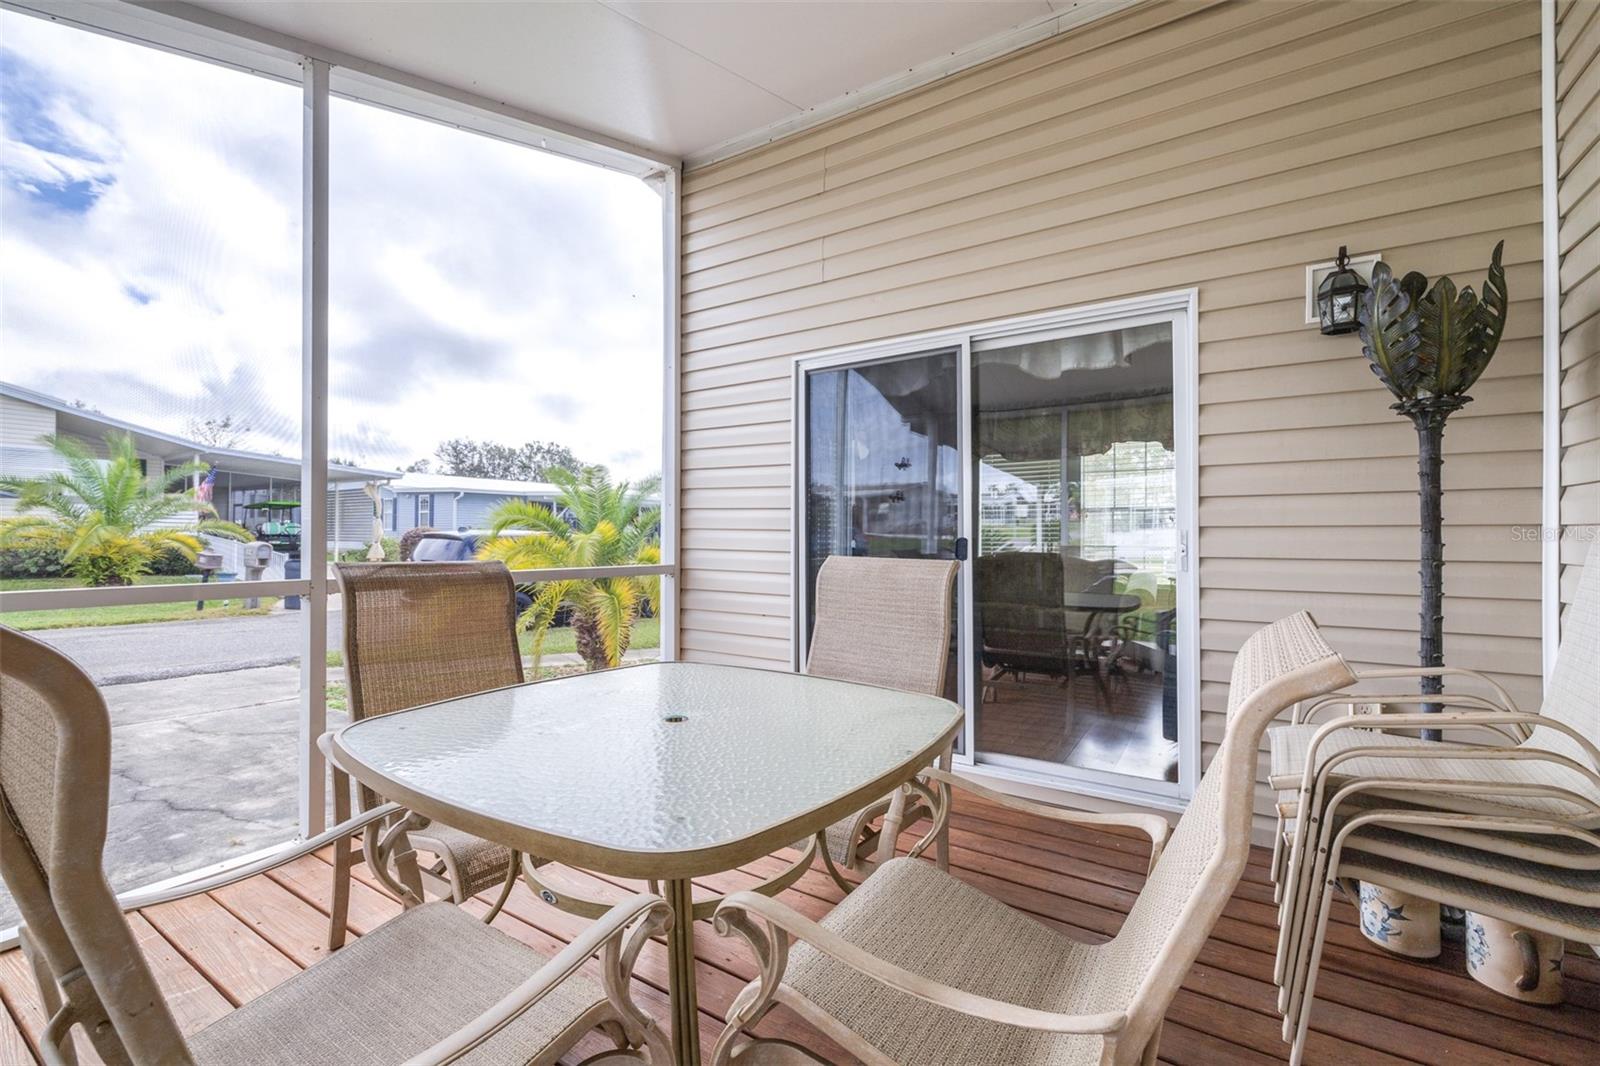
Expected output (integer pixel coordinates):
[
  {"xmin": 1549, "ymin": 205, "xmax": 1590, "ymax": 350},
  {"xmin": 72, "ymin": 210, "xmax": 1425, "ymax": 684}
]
[
  {"xmin": 1270, "ymin": 539, "xmax": 1600, "ymax": 984},
  {"xmin": 331, "ymin": 561, "xmax": 528, "ymax": 948},
  {"xmin": 1266, "ymin": 543, "xmax": 1600, "ymax": 1064},
  {"xmin": 1269, "ymin": 538, "xmax": 1600, "ymax": 849},
  {"xmin": 803, "ymin": 554, "xmax": 960, "ymax": 890},
  {"xmin": 1264, "ymin": 666, "xmax": 1525, "ymax": 901},
  {"xmin": 0, "ymin": 625, "xmax": 672, "ymax": 1066},
  {"xmin": 1275, "ymin": 806, "xmax": 1599, "ymax": 1065},
  {"xmin": 708, "ymin": 610, "xmax": 1356, "ymax": 1066}
]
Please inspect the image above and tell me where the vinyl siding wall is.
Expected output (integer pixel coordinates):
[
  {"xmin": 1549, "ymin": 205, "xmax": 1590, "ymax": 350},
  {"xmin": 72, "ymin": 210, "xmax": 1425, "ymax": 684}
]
[
  {"xmin": 1559, "ymin": 0, "xmax": 1600, "ymax": 613},
  {"xmin": 677, "ymin": 0, "xmax": 1546, "ymax": 829},
  {"xmin": 0, "ymin": 396, "xmax": 182, "ymax": 523}
]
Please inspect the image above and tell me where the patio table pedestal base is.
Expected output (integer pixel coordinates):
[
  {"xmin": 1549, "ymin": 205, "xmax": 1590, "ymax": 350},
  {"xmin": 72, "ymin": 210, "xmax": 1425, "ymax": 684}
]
[{"xmin": 665, "ymin": 877, "xmax": 700, "ymax": 1066}]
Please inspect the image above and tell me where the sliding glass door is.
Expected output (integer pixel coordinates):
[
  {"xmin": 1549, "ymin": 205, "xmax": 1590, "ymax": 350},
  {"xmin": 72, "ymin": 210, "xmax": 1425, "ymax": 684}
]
[
  {"xmin": 794, "ymin": 294, "xmax": 1197, "ymax": 804},
  {"xmin": 971, "ymin": 316, "xmax": 1186, "ymax": 792},
  {"xmin": 798, "ymin": 348, "xmax": 964, "ymax": 712}
]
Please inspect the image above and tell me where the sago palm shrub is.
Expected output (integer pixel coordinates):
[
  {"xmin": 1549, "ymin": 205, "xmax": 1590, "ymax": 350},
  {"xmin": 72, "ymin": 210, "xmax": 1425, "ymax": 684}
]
[
  {"xmin": 478, "ymin": 466, "xmax": 661, "ymax": 671},
  {"xmin": 0, "ymin": 432, "xmax": 249, "ymax": 586}
]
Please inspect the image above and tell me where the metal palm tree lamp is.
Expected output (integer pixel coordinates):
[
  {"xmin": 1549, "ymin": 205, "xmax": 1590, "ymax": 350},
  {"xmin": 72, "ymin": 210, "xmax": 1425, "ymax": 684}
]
[{"xmin": 1346, "ymin": 241, "xmax": 1508, "ymax": 740}]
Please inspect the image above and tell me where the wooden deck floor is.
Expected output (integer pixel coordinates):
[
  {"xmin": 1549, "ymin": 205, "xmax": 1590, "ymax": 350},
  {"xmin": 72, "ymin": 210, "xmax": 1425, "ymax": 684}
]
[{"xmin": 2, "ymin": 793, "xmax": 1596, "ymax": 1065}]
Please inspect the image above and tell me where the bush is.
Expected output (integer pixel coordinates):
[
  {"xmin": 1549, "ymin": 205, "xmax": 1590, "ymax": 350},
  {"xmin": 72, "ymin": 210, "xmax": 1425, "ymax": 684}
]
[
  {"xmin": 338, "ymin": 537, "xmax": 401, "ymax": 563},
  {"xmin": 0, "ymin": 544, "xmax": 65, "ymax": 579},
  {"xmin": 149, "ymin": 546, "xmax": 200, "ymax": 576}
]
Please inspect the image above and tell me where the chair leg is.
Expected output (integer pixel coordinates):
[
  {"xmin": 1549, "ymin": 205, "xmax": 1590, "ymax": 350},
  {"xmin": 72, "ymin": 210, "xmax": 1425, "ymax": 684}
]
[
  {"xmin": 1274, "ymin": 805, "xmax": 1320, "ymax": 994},
  {"xmin": 817, "ymin": 833, "xmax": 855, "ymax": 894},
  {"xmin": 328, "ymin": 768, "xmax": 353, "ymax": 951},
  {"xmin": 935, "ymin": 741, "xmax": 955, "ymax": 871},
  {"xmin": 481, "ymin": 852, "xmax": 519, "ymax": 924},
  {"xmin": 1269, "ymin": 813, "xmax": 1286, "ymax": 904},
  {"xmin": 20, "ymin": 930, "xmax": 77, "ymax": 1066},
  {"xmin": 1287, "ymin": 879, "xmax": 1339, "ymax": 1066},
  {"xmin": 1139, "ymin": 1022, "xmax": 1163, "ymax": 1066},
  {"xmin": 1282, "ymin": 826, "xmax": 1338, "ymax": 1028}
]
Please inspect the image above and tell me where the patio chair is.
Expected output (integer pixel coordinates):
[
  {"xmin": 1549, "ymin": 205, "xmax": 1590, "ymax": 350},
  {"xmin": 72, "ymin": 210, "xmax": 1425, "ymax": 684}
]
[
  {"xmin": 1268, "ymin": 540, "xmax": 1600, "ymax": 1063},
  {"xmin": 803, "ymin": 554, "xmax": 959, "ymax": 890},
  {"xmin": 331, "ymin": 561, "xmax": 528, "ymax": 948},
  {"xmin": 1269, "ymin": 540, "xmax": 1600, "ymax": 957},
  {"xmin": 710, "ymin": 610, "xmax": 1356, "ymax": 1066},
  {"xmin": 0, "ymin": 625, "xmax": 672, "ymax": 1066}
]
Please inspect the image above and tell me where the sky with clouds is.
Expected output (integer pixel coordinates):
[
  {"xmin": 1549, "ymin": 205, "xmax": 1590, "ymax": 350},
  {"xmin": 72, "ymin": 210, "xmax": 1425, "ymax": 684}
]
[{"xmin": 0, "ymin": 11, "xmax": 664, "ymax": 479}]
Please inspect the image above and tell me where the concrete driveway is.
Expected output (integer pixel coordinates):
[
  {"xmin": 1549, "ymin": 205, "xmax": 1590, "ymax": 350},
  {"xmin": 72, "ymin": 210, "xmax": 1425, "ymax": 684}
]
[
  {"xmin": 1, "ymin": 610, "xmax": 650, "ymax": 931},
  {"xmin": 0, "ymin": 663, "xmax": 343, "ymax": 929}
]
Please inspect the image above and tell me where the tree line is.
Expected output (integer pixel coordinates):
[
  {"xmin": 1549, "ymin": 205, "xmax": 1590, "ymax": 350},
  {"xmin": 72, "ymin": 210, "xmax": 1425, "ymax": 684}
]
[{"xmin": 405, "ymin": 438, "xmax": 588, "ymax": 481}]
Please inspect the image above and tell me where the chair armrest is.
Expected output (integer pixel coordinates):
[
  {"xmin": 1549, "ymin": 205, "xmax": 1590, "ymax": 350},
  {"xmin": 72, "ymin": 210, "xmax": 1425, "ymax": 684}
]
[
  {"xmin": 1295, "ymin": 692, "xmax": 1519, "ymax": 728},
  {"xmin": 407, "ymin": 893, "xmax": 671, "ymax": 1065},
  {"xmin": 1351, "ymin": 666, "xmax": 1519, "ymax": 709},
  {"xmin": 712, "ymin": 891, "xmax": 1128, "ymax": 1037},
  {"xmin": 924, "ymin": 767, "xmax": 1169, "ymax": 871},
  {"xmin": 113, "ymin": 802, "xmax": 403, "ymax": 912},
  {"xmin": 1301, "ymin": 713, "xmax": 1600, "ymax": 790},
  {"xmin": 1309, "ymin": 743, "xmax": 1600, "ymax": 818}
]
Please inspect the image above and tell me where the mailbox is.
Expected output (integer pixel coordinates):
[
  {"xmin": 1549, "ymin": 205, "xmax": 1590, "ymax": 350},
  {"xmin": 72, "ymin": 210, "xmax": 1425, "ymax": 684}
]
[
  {"xmin": 194, "ymin": 551, "xmax": 224, "ymax": 612},
  {"xmin": 242, "ymin": 541, "xmax": 273, "ymax": 608}
]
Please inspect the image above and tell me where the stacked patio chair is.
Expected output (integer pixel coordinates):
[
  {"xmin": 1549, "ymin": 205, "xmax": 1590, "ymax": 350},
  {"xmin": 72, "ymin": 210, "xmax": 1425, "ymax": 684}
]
[
  {"xmin": 330, "ymin": 561, "xmax": 529, "ymax": 948},
  {"xmin": 803, "ymin": 554, "xmax": 960, "ymax": 890},
  {"xmin": 0, "ymin": 626, "xmax": 672, "ymax": 1065},
  {"xmin": 1267, "ymin": 540, "xmax": 1600, "ymax": 1065},
  {"xmin": 709, "ymin": 610, "xmax": 1356, "ymax": 1066}
]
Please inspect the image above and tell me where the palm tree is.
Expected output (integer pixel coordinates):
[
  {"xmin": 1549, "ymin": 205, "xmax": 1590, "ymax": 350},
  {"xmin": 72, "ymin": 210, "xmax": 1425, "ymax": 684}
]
[
  {"xmin": 478, "ymin": 467, "xmax": 661, "ymax": 672},
  {"xmin": 0, "ymin": 432, "xmax": 249, "ymax": 586}
]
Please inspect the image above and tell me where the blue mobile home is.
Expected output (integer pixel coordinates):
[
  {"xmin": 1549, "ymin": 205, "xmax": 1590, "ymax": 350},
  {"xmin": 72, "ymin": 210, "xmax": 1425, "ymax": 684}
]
[{"xmin": 382, "ymin": 473, "xmax": 562, "ymax": 534}]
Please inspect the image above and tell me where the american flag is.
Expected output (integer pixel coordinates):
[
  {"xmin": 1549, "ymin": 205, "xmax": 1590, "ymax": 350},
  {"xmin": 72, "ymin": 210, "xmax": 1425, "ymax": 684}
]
[{"xmin": 196, "ymin": 467, "xmax": 216, "ymax": 505}]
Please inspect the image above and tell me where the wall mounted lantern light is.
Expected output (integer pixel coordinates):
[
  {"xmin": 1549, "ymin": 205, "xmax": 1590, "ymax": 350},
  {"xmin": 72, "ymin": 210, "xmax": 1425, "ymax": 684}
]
[{"xmin": 1316, "ymin": 246, "xmax": 1370, "ymax": 335}]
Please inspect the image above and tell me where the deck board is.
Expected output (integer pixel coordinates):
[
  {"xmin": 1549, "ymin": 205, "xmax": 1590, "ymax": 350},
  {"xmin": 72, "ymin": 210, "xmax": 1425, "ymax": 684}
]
[{"xmin": 2, "ymin": 793, "xmax": 1596, "ymax": 1064}]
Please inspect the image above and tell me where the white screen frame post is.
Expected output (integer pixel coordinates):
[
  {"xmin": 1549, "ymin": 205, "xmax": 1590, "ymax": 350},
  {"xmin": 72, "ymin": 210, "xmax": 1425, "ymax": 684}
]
[{"xmin": 299, "ymin": 56, "xmax": 331, "ymax": 839}]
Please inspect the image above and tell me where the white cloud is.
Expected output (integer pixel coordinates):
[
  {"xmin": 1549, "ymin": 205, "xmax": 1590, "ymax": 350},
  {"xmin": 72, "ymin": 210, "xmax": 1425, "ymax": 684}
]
[{"xmin": 0, "ymin": 11, "xmax": 663, "ymax": 478}]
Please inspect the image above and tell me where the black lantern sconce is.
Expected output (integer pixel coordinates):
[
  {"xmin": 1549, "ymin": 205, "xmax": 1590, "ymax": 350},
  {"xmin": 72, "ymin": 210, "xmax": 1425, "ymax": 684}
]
[{"xmin": 1316, "ymin": 246, "xmax": 1369, "ymax": 336}]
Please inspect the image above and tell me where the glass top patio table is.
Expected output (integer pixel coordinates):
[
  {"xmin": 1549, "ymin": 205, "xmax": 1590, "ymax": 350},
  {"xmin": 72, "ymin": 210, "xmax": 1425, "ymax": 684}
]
[
  {"xmin": 329, "ymin": 661, "xmax": 962, "ymax": 879},
  {"xmin": 328, "ymin": 660, "xmax": 961, "ymax": 1066}
]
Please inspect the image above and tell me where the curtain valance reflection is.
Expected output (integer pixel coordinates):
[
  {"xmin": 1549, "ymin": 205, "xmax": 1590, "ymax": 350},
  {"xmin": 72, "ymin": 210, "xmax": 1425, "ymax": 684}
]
[{"xmin": 981, "ymin": 397, "xmax": 1174, "ymax": 459}]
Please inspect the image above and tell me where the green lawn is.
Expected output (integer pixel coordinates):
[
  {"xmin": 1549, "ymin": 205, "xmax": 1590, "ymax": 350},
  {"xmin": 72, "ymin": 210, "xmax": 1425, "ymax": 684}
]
[
  {"xmin": 519, "ymin": 615, "xmax": 660, "ymax": 657},
  {"xmin": 318, "ymin": 617, "xmax": 661, "ymax": 669},
  {"xmin": 0, "ymin": 575, "xmax": 278, "ymax": 630}
]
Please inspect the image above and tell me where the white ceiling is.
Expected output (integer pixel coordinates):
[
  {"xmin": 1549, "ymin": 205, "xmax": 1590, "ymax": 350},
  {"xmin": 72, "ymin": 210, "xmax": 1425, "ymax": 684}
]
[{"xmin": 185, "ymin": 0, "xmax": 1094, "ymax": 164}]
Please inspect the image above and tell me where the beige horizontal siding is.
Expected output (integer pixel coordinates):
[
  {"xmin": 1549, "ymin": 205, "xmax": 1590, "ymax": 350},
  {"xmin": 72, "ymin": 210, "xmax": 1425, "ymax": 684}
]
[
  {"xmin": 1560, "ymin": 0, "xmax": 1600, "ymax": 616},
  {"xmin": 678, "ymin": 0, "xmax": 1545, "ymax": 833},
  {"xmin": 0, "ymin": 395, "xmax": 56, "ymax": 448}
]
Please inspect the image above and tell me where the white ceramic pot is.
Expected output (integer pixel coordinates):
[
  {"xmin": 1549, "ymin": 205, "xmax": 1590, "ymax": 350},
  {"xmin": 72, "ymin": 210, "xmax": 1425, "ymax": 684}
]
[
  {"xmin": 1357, "ymin": 881, "xmax": 1440, "ymax": 958},
  {"xmin": 1465, "ymin": 912, "xmax": 1564, "ymax": 1004}
]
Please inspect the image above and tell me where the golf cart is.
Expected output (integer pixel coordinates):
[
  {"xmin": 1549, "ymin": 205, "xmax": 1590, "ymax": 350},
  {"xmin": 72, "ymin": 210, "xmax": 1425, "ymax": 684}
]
[{"xmin": 242, "ymin": 501, "xmax": 302, "ymax": 555}]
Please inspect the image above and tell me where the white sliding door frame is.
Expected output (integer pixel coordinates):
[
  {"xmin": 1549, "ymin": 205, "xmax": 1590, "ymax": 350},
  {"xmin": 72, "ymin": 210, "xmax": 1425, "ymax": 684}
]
[{"xmin": 790, "ymin": 289, "xmax": 1200, "ymax": 810}]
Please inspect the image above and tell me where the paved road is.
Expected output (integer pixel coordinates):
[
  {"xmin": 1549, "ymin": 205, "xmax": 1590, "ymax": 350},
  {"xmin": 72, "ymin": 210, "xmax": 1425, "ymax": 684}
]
[{"xmin": 33, "ymin": 608, "xmax": 344, "ymax": 685}]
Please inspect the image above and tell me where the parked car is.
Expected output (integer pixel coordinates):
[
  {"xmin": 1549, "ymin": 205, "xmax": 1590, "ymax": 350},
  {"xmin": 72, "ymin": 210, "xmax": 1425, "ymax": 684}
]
[{"xmin": 409, "ymin": 531, "xmax": 571, "ymax": 627}]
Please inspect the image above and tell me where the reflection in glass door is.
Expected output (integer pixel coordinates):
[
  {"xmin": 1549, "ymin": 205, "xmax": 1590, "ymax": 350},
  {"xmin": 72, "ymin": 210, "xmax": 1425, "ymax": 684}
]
[
  {"xmin": 971, "ymin": 319, "xmax": 1183, "ymax": 786},
  {"xmin": 800, "ymin": 349, "xmax": 963, "ymax": 710}
]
